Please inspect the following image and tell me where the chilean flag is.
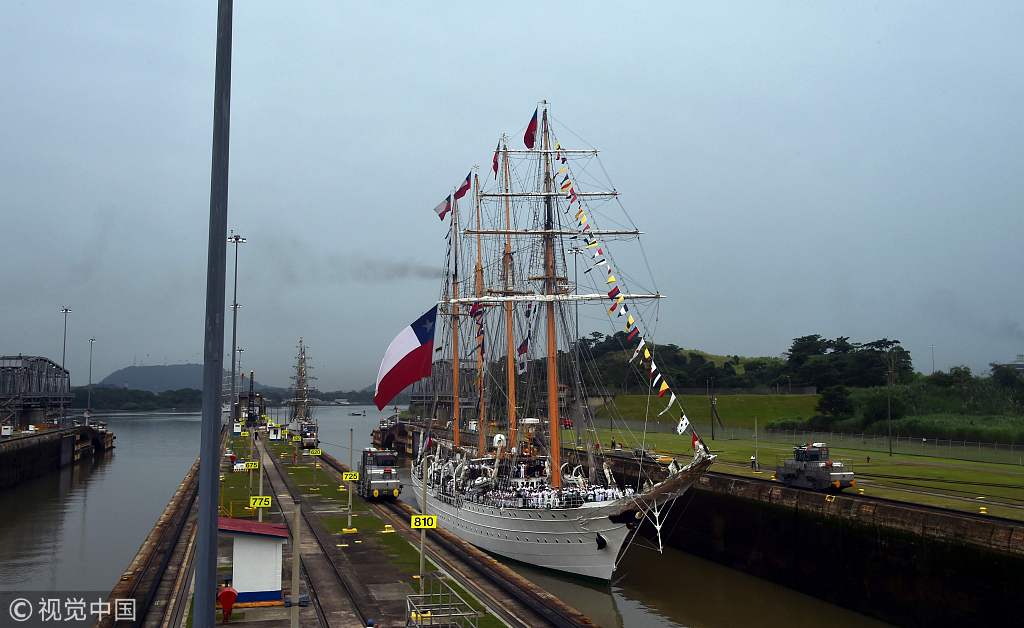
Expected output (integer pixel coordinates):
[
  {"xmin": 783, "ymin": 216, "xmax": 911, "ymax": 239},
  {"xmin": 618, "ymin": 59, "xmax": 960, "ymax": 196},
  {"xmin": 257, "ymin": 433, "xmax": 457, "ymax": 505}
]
[
  {"xmin": 453, "ymin": 171, "xmax": 472, "ymax": 200},
  {"xmin": 374, "ymin": 306, "xmax": 438, "ymax": 410},
  {"xmin": 524, "ymin": 107, "xmax": 538, "ymax": 149}
]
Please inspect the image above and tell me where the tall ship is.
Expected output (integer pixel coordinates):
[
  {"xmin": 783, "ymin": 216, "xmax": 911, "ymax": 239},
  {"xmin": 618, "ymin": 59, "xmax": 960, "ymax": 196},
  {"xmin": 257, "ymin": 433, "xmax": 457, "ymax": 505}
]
[
  {"xmin": 288, "ymin": 337, "xmax": 319, "ymax": 448},
  {"xmin": 382, "ymin": 102, "xmax": 714, "ymax": 581}
]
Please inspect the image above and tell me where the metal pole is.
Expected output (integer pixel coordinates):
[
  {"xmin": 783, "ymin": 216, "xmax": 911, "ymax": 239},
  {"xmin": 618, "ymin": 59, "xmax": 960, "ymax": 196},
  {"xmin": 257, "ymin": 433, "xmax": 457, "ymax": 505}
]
[
  {"xmin": 87, "ymin": 338, "xmax": 95, "ymax": 417},
  {"xmin": 420, "ymin": 456, "xmax": 427, "ymax": 595},
  {"xmin": 257, "ymin": 453, "xmax": 264, "ymax": 523},
  {"xmin": 195, "ymin": 1, "xmax": 233, "ymax": 624},
  {"xmin": 754, "ymin": 415, "xmax": 758, "ymax": 470},
  {"xmin": 60, "ymin": 307, "xmax": 71, "ymax": 369},
  {"xmin": 887, "ymin": 352, "xmax": 893, "ymax": 457},
  {"xmin": 228, "ymin": 232, "xmax": 245, "ymax": 407},
  {"xmin": 347, "ymin": 427, "xmax": 353, "ymax": 529},
  {"xmin": 60, "ymin": 307, "xmax": 71, "ymax": 424},
  {"xmin": 930, "ymin": 344, "xmax": 936, "ymax": 374},
  {"xmin": 290, "ymin": 496, "xmax": 301, "ymax": 628}
]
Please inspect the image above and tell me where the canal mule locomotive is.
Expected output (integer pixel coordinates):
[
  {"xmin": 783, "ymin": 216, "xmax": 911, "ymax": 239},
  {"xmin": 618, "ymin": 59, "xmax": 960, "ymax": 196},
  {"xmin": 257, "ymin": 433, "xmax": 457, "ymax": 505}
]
[
  {"xmin": 357, "ymin": 448, "xmax": 402, "ymax": 499},
  {"xmin": 776, "ymin": 443, "xmax": 855, "ymax": 491}
]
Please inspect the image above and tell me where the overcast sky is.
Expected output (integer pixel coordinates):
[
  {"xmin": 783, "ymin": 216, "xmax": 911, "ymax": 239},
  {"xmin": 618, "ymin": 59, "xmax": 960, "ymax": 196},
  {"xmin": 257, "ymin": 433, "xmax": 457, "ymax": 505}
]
[{"xmin": 2, "ymin": 2, "xmax": 1022, "ymax": 389}]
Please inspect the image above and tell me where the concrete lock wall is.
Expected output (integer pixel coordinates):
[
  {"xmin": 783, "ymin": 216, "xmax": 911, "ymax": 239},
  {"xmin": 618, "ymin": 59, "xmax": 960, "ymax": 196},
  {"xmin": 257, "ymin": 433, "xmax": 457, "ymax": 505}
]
[
  {"xmin": 0, "ymin": 431, "xmax": 69, "ymax": 488},
  {"xmin": 660, "ymin": 477, "xmax": 1023, "ymax": 627}
]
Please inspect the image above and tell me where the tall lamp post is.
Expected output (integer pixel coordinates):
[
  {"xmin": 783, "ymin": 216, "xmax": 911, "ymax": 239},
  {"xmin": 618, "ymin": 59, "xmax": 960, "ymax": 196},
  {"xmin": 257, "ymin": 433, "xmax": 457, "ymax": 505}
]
[
  {"xmin": 228, "ymin": 231, "xmax": 246, "ymax": 410},
  {"xmin": 60, "ymin": 307, "xmax": 72, "ymax": 369},
  {"xmin": 60, "ymin": 307, "xmax": 72, "ymax": 423},
  {"xmin": 87, "ymin": 338, "xmax": 96, "ymax": 422}
]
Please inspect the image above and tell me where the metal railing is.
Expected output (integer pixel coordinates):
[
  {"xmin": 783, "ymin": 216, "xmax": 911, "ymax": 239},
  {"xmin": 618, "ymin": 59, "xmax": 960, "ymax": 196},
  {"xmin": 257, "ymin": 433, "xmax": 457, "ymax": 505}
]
[{"xmin": 406, "ymin": 573, "xmax": 481, "ymax": 627}]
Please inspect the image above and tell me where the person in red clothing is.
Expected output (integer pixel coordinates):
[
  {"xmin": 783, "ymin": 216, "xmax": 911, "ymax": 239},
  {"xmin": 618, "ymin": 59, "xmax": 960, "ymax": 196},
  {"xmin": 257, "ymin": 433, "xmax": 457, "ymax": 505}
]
[{"xmin": 217, "ymin": 581, "xmax": 238, "ymax": 623}]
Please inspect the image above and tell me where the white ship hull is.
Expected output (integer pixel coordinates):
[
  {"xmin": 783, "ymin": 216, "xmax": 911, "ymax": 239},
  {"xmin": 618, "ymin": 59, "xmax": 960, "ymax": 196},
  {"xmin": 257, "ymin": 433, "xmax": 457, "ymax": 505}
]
[{"xmin": 412, "ymin": 473, "xmax": 668, "ymax": 580}]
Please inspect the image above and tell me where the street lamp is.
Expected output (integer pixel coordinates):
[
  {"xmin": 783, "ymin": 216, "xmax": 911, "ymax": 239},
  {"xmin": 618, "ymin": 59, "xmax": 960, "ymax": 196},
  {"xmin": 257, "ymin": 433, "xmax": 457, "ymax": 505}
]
[
  {"xmin": 87, "ymin": 338, "xmax": 96, "ymax": 422},
  {"xmin": 60, "ymin": 307, "xmax": 72, "ymax": 369},
  {"xmin": 228, "ymin": 230, "xmax": 246, "ymax": 408},
  {"xmin": 59, "ymin": 306, "xmax": 71, "ymax": 423}
]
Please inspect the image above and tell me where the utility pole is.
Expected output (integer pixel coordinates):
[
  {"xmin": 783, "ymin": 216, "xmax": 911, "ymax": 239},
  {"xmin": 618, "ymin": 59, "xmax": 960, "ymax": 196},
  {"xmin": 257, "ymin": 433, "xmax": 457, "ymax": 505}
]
[
  {"xmin": 60, "ymin": 306, "xmax": 71, "ymax": 424},
  {"xmin": 929, "ymin": 344, "xmax": 936, "ymax": 374},
  {"xmin": 420, "ymin": 457, "xmax": 428, "ymax": 595},
  {"xmin": 347, "ymin": 427, "xmax": 354, "ymax": 530},
  {"xmin": 290, "ymin": 495, "xmax": 301, "ymax": 628},
  {"xmin": 195, "ymin": 0, "xmax": 233, "ymax": 624},
  {"xmin": 87, "ymin": 338, "xmax": 96, "ymax": 422},
  {"xmin": 228, "ymin": 231, "xmax": 245, "ymax": 408},
  {"xmin": 887, "ymin": 350, "xmax": 895, "ymax": 457},
  {"xmin": 754, "ymin": 415, "xmax": 758, "ymax": 471},
  {"xmin": 60, "ymin": 307, "xmax": 71, "ymax": 369},
  {"xmin": 708, "ymin": 378, "xmax": 716, "ymax": 441}
]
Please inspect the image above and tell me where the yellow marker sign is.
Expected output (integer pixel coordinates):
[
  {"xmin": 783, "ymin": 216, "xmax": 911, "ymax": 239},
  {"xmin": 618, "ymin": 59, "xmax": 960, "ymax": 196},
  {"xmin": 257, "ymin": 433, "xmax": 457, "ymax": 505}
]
[
  {"xmin": 292, "ymin": 435, "xmax": 301, "ymax": 442},
  {"xmin": 309, "ymin": 448, "xmax": 323, "ymax": 456},
  {"xmin": 411, "ymin": 515, "xmax": 437, "ymax": 529},
  {"xmin": 244, "ymin": 461, "xmax": 259, "ymax": 470},
  {"xmin": 342, "ymin": 471, "xmax": 360, "ymax": 482},
  {"xmin": 240, "ymin": 431, "xmax": 250, "ymax": 437},
  {"xmin": 250, "ymin": 495, "xmax": 272, "ymax": 509}
]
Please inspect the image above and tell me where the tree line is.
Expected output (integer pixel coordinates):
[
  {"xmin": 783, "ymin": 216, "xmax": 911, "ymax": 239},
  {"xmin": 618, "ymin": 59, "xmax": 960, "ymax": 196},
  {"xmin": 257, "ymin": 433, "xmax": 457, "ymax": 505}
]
[
  {"xmin": 577, "ymin": 332, "xmax": 914, "ymax": 393},
  {"xmin": 71, "ymin": 386, "xmax": 203, "ymax": 411}
]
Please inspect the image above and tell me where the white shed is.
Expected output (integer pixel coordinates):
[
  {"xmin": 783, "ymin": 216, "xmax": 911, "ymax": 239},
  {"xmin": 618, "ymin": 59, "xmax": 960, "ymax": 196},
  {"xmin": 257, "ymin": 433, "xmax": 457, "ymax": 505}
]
[{"xmin": 218, "ymin": 517, "xmax": 289, "ymax": 603}]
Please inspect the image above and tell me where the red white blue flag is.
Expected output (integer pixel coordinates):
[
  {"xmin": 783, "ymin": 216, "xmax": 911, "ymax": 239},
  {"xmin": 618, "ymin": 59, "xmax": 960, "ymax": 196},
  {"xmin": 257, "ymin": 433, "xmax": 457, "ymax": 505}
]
[
  {"xmin": 454, "ymin": 171, "xmax": 472, "ymax": 200},
  {"xmin": 374, "ymin": 306, "xmax": 438, "ymax": 410},
  {"xmin": 433, "ymin": 195, "xmax": 451, "ymax": 221},
  {"xmin": 524, "ymin": 108, "xmax": 538, "ymax": 149}
]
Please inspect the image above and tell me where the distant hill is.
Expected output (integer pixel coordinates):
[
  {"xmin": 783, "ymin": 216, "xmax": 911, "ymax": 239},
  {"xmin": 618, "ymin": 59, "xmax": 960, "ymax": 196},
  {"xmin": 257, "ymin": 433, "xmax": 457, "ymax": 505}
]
[{"xmin": 100, "ymin": 363, "xmax": 284, "ymax": 395}]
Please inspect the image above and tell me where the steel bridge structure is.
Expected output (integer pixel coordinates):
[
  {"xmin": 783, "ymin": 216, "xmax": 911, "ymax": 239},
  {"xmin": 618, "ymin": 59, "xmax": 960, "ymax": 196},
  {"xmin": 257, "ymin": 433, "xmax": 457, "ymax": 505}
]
[{"xmin": 0, "ymin": 355, "xmax": 72, "ymax": 427}]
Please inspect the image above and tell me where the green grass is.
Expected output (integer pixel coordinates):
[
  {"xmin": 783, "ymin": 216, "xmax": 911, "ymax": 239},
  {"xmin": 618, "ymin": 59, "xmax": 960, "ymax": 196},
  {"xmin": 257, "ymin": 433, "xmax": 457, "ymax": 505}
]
[
  {"xmin": 596, "ymin": 393, "xmax": 820, "ymax": 428},
  {"xmin": 594, "ymin": 428, "xmax": 1024, "ymax": 520},
  {"xmin": 275, "ymin": 444, "xmax": 503, "ymax": 627},
  {"xmin": 220, "ymin": 434, "xmax": 261, "ymax": 518}
]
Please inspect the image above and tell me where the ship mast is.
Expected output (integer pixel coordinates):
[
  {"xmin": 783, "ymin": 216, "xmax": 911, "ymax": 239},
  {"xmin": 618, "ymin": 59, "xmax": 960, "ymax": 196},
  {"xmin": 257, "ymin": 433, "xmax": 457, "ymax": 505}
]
[
  {"xmin": 541, "ymin": 105, "xmax": 562, "ymax": 488},
  {"xmin": 473, "ymin": 173, "xmax": 486, "ymax": 455},
  {"xmin": 502, "ymin": 138, "xmax": 518, "ymax": 451},
  {"xmin": 451, "ymin": 196, "xmax": 461, "ymax": 448}
]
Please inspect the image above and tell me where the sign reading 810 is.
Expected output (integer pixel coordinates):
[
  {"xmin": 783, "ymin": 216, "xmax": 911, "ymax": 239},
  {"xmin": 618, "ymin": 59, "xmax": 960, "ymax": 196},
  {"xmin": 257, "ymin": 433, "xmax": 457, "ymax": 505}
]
[{"xmin": 411, "ymin": 515, "xmax": 437, "ymax": 529}]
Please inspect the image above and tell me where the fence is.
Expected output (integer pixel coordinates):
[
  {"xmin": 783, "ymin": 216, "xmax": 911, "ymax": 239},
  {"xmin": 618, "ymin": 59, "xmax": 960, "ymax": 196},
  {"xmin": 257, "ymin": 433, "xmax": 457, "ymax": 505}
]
[{"xmin": 615, "ymin": 419, "xmax": 1022, "ymax": 465}]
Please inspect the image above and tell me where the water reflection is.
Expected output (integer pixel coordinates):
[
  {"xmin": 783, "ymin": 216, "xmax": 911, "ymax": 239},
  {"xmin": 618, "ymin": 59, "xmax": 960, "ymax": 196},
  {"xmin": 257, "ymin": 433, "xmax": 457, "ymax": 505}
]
[{"xmin": 0, "ymin": 413, "xmax": 200, "ymax": 591}]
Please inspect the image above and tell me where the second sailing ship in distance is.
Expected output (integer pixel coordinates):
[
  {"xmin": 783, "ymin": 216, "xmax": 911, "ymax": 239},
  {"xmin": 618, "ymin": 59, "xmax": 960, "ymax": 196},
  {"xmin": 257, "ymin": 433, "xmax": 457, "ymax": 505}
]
[{"xmin": 288, "ymin": 337, "xmax": 319, "ymax": 448}]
